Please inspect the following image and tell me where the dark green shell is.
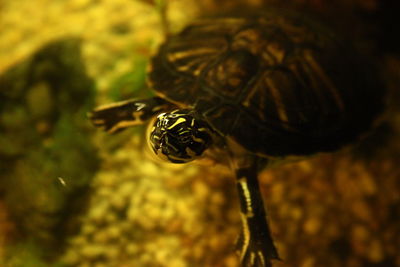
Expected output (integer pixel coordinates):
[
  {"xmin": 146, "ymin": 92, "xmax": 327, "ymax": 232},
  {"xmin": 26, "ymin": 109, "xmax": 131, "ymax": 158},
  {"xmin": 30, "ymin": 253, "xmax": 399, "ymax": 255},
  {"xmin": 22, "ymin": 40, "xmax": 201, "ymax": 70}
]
[{"xmin": 148, "ymin": 9, "xmax": 384, "ymax": 156}]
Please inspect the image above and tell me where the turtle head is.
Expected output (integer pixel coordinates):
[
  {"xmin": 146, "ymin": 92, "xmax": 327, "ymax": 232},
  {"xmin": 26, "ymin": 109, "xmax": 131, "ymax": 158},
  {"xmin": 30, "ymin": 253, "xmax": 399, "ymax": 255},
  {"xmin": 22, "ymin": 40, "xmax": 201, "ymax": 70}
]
[{"xmin": 149, "ymin": 109, "xmax": 213, "ymax": 163}]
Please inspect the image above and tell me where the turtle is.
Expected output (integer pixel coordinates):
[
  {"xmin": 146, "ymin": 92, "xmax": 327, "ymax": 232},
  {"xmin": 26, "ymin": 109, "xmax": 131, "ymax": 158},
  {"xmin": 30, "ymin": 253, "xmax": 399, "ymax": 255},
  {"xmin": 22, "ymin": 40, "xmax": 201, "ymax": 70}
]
[{"xmin": 88, "ymin": 8, "xmax": 385, "ymax": 267}]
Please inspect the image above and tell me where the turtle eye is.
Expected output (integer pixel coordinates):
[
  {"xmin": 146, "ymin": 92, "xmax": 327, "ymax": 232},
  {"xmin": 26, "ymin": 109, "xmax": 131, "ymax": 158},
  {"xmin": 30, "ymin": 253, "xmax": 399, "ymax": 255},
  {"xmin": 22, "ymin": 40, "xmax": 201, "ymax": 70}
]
[{"xmin": 149, "ymin": 110, "xmax": 213, "ymax": 163}]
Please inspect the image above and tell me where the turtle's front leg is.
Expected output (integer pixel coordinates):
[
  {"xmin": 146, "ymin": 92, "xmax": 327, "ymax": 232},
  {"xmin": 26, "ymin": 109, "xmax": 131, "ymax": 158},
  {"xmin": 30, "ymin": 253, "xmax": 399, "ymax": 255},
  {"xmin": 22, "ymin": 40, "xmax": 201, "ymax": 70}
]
[
  {"xmin": 88, "ymin": 97, "xmax": 173, "ymax": 133},
  {"xmin": 234, "ymin": 156, "xmax": 279, "ymax": 267}
]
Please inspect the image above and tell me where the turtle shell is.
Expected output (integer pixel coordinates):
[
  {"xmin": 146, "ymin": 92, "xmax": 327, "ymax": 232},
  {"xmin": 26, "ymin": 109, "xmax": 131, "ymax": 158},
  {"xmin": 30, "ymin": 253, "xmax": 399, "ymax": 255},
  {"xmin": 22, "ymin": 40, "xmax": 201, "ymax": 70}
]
[{"xmin": 148, "ymin": 9, "xmax": 385, "ymax": 157}]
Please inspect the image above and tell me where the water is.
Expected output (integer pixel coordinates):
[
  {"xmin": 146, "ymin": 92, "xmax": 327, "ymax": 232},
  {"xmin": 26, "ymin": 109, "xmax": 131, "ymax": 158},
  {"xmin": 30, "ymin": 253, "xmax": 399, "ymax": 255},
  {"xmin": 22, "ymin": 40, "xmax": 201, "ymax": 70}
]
[{"xmin": 0, "ymin": 1, "xmax": 399, "ymax": 266}]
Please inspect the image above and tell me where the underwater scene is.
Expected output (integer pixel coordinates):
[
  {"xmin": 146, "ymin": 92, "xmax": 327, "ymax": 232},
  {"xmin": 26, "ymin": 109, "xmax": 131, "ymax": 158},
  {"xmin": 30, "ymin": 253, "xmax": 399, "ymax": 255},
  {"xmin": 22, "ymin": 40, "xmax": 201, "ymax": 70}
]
[{"xmin": 0, "ymin": 0, "xmax": 399, "ymax": 266}]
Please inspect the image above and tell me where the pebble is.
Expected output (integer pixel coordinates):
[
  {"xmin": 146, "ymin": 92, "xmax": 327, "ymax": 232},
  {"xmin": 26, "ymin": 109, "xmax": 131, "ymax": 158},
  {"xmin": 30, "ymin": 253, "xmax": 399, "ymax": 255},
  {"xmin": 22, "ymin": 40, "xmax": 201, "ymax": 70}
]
[
  {"xmin": 352, "ymin": 225, "xmax": 370, "ymax": 242},
  {"xmin": 368, "ymin": 239, "xmax": 384, "ymax": 262},
  {"xmin": 81, "ymin": 223, "xmax": 96, "ymax": 236},
  {"xmin": 303, "ymin": 217, "xmax": 321, "ymax": 235},
  {"xmin": 351, "ymin": 200, "xmax": 372, "ymax": 221},
  {"xmin": 92, "ymin": 230, "xmax": 110, "ymax": 244},
  {"xmin": 87, "ymin": 200, "xmax": 110, "ymax": 223},
  {"xmin": 192, "ymin": 180, "xmax": 210, "ymax": 199},
  {"xmin": 106, "ymin": 225, "xmax": 121, "ymax": 239},
  {"xmin": 62, "ymin": 250, "xmax": 80, "ymax": 265},
  {"xmin": 80, "ymin": 244, "xmax": 105, "ymax": 259},
  {"xmin": 103, "ymin": 245, "xmax": 120, "ymax": 260},
  {"xmin": 141, "ymin": 161, "xmax": 160, "ymax": 177}
]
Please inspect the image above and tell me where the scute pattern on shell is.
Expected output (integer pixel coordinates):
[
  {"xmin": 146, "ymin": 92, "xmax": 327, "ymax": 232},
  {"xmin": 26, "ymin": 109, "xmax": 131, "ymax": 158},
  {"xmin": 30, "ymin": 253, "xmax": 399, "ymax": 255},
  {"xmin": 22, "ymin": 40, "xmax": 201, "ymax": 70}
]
[{"xmin": 149, "ymin": 9, "xmax": 384, "ymax": 156}]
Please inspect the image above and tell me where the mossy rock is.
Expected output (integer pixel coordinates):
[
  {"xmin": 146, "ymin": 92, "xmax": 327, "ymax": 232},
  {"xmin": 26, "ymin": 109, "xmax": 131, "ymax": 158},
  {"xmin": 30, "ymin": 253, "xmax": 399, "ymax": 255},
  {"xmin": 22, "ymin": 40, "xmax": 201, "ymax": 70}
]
[{"xmin": 0, "ymin": 38, "xmax": 99, "ymax": 259}]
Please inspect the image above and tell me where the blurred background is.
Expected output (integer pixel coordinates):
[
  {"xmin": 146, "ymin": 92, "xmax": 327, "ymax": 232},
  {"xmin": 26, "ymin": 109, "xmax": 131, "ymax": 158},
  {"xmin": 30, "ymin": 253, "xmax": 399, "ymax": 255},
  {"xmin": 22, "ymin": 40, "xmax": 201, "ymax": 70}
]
[{"xmin": 0, "ymin": 0, "xmax": 399, "ymax": 266}]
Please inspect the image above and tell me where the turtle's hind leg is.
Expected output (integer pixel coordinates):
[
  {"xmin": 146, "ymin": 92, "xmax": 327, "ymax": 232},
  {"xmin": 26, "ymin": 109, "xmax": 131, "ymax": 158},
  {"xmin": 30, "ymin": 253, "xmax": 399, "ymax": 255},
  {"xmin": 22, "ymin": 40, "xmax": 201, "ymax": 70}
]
[
  {"xmin": 233, "ymin": 155, "xmax": 279, "ymax": 267},
  {"xmin": 88, "ymin": 97, "xmax": 173, "ymax": 133}
]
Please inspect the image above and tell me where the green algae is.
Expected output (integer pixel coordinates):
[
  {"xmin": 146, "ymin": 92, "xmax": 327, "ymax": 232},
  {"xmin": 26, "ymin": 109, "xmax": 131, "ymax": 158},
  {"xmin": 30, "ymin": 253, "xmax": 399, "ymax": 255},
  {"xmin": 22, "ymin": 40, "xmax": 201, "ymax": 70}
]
[{"xmin": 107, "ymin": 54, "xmax": 150, "ymax": 101}]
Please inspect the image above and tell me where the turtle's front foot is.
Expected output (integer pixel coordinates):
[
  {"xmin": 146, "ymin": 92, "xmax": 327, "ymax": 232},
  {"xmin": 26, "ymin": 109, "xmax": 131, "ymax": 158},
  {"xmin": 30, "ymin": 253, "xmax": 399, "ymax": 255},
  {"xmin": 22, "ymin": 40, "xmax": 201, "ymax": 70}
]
[
  {"xmin": 88, "ymin": 97, "xmax": 171, "ymax": 134},
  {"xmin": 88, "ymin": 100, "xmax": 137, "ymax": 134},
  {"xmin": 87, "ymin": 110, "xmax": 113, "ymax": 132}
]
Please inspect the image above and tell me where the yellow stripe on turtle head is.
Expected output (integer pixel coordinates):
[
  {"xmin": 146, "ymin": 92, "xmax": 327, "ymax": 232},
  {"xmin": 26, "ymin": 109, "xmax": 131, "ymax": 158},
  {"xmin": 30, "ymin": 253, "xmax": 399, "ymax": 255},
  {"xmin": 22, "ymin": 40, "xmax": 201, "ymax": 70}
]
[{"xmin": 167, "ymin": 117, "xmax": 187, "ymax": 129}]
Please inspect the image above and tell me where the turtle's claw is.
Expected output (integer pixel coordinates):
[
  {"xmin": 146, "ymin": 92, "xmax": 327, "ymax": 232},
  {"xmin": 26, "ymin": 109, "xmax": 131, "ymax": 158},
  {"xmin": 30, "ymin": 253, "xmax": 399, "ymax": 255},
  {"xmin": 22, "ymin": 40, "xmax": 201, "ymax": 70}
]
[
  {"xmin": 237, "ymin": 239, "xmax": 276, "ymax": 267},
  {"xmin": 239, "ymin": 245, "xmax": 273, "ymax": 267}
]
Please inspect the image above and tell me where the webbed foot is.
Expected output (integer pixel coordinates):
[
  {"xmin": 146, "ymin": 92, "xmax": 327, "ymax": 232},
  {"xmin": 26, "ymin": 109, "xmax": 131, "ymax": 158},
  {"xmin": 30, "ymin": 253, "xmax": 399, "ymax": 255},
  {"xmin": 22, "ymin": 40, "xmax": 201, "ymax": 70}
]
[{"xmin": 236, "ymin": 221, "xmax": 279, "ymax": 267}]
